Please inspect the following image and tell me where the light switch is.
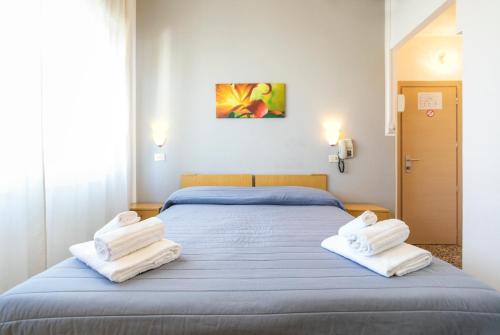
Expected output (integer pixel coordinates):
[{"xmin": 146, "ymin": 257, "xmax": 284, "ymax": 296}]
[
  {"xmin": 154, "ymin": 152, "xmax": 166, "ymax": 161},
  {"xmin": 397, "ymin": 94, "xmax": 405, "ymax": 112},
  {"xmin": 328, "ymin": 154, "xmax": 339, "ymax": 163}
]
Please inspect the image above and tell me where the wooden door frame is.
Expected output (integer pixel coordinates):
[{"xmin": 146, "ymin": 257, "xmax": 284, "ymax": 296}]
[{"xmin": 396, "ymin": 81, "xmax": 462, "ymax": 245}]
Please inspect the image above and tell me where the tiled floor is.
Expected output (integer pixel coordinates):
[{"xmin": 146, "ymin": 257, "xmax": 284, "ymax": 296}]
[{"xmin": 416, "ymin": 244, "xmax": 462, "ymax": 269}]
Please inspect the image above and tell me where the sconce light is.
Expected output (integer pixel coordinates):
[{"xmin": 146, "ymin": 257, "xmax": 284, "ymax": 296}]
[
  {"xmin": 437, "ymin": 51, "xmax": 447, "ymax": 65},
  {"xmin": 324, "ymin": 123, "xmax": 341, "ymax": 146},
  {"xmin": 327, "ymin": 129, "xmax": 340, "ymax": 146},
  {"xmin": 151, "ymin": 123, "xmax": 167, "ymax": 147},
  {"xmin": 324, "ymin": 121, "xmax": 354, "ymax": 174},
  {"xmin": 429, "ymin": 49, "xmax": 459, "ymax": 75}
]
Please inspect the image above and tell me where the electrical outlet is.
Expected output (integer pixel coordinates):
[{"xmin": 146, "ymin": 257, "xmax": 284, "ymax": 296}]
[
  {"xmin": 154, "ymin": 152, "xmax": 166, "ymax": 161},
  {"xmin": 328, "ymin": 154, "xmax": 339, "ymax": 163}
]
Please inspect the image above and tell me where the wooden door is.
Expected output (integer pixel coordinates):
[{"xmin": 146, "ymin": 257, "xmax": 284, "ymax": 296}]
[{"xmin": 400, "ymin": 84, "xmax": 459, "ymax": 244}]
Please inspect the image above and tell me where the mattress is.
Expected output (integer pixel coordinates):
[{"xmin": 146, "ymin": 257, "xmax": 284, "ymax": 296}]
[{"xmin": 1, "ymin": 187, "xmax": 500, "ymax": 334}]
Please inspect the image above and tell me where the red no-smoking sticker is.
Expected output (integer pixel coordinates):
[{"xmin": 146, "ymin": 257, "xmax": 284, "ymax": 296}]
[{"xmin": 426, "ymin": 110, "xmax": 435, "ymax": 117}]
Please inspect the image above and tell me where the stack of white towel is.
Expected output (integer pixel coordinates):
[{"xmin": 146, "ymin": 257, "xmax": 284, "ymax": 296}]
[
  {"xmin": 70, "ymin": 211, "xmax": 181, "ymax": 283},
  {"xmin": 321, "ymin": 211, "xmax": 432, "ymax": 277}
]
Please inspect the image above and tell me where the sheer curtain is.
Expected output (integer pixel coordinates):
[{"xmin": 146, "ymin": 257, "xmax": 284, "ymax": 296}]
[
  {"xmin": 0, "ymin": 1, "xmax": 47, "ymax": 292},
  {"xmin": 0, "ymin": 0, "xmax": 133, "ymax": 291}
]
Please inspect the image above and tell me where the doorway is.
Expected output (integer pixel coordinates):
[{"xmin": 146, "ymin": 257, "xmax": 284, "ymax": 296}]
[
  {"xmin": 390, "ymin": 2, "xmax": 463, "ymax": 266},
  {"xmin": 397, "ymin": 81, "xmax": 462, "ymax": 245}
]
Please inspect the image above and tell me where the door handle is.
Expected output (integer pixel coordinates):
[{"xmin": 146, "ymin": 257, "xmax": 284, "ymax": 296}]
[{"xmin": 405, "ymin": 154, "xmax": 420, "ymax": 173}]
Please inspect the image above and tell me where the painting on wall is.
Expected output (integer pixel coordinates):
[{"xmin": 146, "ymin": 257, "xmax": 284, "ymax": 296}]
[{"xmin": 216, "ymin": 83, "xmax": 286, "ymax": 118}]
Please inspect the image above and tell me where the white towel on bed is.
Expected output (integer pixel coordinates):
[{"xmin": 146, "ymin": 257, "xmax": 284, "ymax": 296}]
[
  {"xmin": 347, "ymin": 219, "xmax": 410, "ymax": 256},
  {"xmin": 338, "ymin": 210, "xmax": 378, "ymax": 240},
  {"xmin": 94, "ymin": 211, "xmax": 141, "ymax": 238},
  {"xmin": 321, "ymin": 234, "xmax": 432, "ymax": 277},
  {"xmin": 70, "ymin": 239, "xmax": 181, "ymax": 282},
  {"xmin": 94, "ymin": 217, "xmax": 165, "ymax": 261}
]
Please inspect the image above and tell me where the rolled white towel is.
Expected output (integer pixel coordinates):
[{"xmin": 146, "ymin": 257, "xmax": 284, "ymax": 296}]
[
  {"xmin": 70, "ymin": 239, "xmax": 181, "ymax": 283},
  {"xmin": 321, "ymin": 235, "xmax": 432, "ymax": 277},
  {"xmin": 94, "ymin": 217, "xmax": 165, "ymax": 261},
  {"xmin": 347, "ymin": 219, "xmax": 410, "ymax": 256},
  {"xmin": 338, "ymin": 211, "xmax": 378, "ymax": 240},
  {"xmin": 94, "ymin": 211, "xmax": 141, "ymax": 238}
]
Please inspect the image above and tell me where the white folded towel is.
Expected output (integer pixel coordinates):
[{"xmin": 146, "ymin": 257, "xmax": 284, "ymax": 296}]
[
  {"xmin": 347, "ymin": 219, "xmax": 410, "ymax": 256},
  {"xmin": 338, "ymin": 211, "xmax": 378, "ymax": 240},
  {"xmin": 321, "ymin": 235, "xmax": 432, "ymax": 277},
  {"xmin": 94, "ymin": 211, "xmax": 141, "ymax": 238},
  {"xmin": 70, "ymin": 239, "xmax": 181, "ymax": 282},
  {"xmin": 94, "ymin": 217, "xmax": 165, "ymax": 261}
]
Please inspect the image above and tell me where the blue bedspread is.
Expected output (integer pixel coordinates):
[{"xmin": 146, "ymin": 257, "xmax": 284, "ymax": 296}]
[
  {"xmin": 161, "ymin": 186, "xmax": 345, "ymax": 211},
  {"xmin": 1, "ymin": 187, "xmax": 499, "ymax": 334}
]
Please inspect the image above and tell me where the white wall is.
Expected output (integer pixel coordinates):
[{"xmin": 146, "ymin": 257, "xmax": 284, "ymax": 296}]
[
  {"xmin": 396, "ymin": 36, "xmax": 462, "ymax": 81},
  {"xmin": 460, "ymin": 0, "xmax": 500, "ymax": 291},
  {"xmin": 389, "ymin": 0, "xmax": 450, "ymax": 48},
  {"xmin": 384, "ymin": 0, "xmax": 451, "ymax": 135},
  {"xmin": 136, "ymin": 0, "xmax": 395, "ymax": 211}
]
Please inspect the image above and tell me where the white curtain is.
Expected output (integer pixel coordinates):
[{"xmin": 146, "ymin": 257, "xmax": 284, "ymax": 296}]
[
  {"xmin": 0, "ymin": 0, "xmax": 133, "ymax": 292},
  {"xmin": 0, "ymin": 1, "xmax": 47, "ymax": 292}
]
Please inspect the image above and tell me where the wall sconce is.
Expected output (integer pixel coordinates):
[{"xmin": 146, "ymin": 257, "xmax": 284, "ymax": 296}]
[
  {"xmin": 437, "ymin": 51, "xmax": 447, "ymax": 65},
  {"xmin": 327, "ymin": 129, "xmax": 340, "ymax": 146},
  {"xmin": 151, "ymin": 123, "xmax": 167, "ymax": 161},
  {"xmin": 324, "ymin": 122, "xmax": 341, "ymax": 146},
  {"xmin": 324, "ymin": 122, "xmax": 354, "ymax": 174},
  {"xmin": 428, "ymin": 49, "xmax": 459, "ymax": 75},
  {"xmin": 151, "ymin": 123, "xmax": 167, "ymax": 148}
]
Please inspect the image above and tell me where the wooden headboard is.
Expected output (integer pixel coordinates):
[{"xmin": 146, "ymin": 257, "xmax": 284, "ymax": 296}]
[
  {"xmin": 180, "ymin": 174, "xmax": 328, "ymax": 190},
  {"xmin": 181, "ymin": 174, "xmax": 253, "ymax": 188},
  {"xmin": 254, "ymin": 174, "xmax": 328, "ymax": 190}
]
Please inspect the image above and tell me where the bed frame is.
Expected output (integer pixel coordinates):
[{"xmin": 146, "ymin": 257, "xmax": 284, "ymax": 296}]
[
  {"xmin": 181, "ymin": 174, "xmax": 253, "ymax": 188},
  {"xmin": 254, "ymin": 174, "xmax": 328, "ymax": 190},
  {"xmin": 181, "ymin": 174, "xmax": 328, "ymax": 190}
]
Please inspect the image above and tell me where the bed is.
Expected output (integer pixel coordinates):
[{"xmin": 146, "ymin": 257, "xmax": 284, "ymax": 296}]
[{"xmin": 1, "ymin": 175, "xmax": 500, "ymax": 334}]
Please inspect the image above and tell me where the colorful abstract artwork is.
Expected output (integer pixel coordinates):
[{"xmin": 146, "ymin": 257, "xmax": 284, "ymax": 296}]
[{"xmin": 216, "ymin": 83, "xmax": 286, "ymax": 118}]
